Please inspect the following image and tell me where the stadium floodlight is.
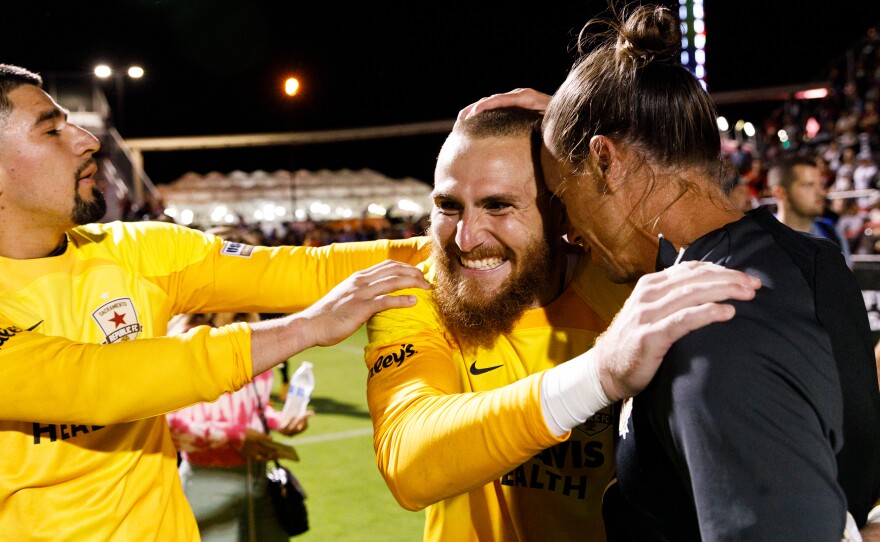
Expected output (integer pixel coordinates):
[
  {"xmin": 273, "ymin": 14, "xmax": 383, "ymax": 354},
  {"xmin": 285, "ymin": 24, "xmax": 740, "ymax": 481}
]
[
  {"xmin": 92, "ymin": 63, "xmax": 145, "ymax": 133},
  {"xmin": 284, "ymin": 77, "xmax": 300, "ymax": 97},
  {"xmin": 94, "ymin": 65, "xmax": 112, "ymax": 78}
]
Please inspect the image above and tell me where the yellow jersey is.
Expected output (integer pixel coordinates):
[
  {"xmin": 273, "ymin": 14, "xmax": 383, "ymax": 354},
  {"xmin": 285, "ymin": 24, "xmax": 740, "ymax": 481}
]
[
  {"xmin": 365, "ymin": 254, "xmax": 632, "ymax": 541},
  {"xmin": 0, "ymin": 221, "xmax": 430, "ymax": 541}
]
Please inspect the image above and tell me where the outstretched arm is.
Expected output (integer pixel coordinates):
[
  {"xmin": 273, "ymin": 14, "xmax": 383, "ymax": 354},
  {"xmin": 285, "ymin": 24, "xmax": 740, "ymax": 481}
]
[
  {"xmin": 1, "ymin": 260, "xmax": 429, "ymax": 425},
  {"xmin": 250, "ymin": 260, "xmax": 429, "ymax": 375}
]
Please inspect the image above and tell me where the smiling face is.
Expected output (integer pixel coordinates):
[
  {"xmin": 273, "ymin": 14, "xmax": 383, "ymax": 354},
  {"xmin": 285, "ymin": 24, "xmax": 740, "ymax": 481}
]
[
  {"xmin": 0, "ymin": 85, "xmax": 104, "ymax": 235},
  {"xmin": 430, "ymin": 130, "xmax": 563, "ymax": 347}
]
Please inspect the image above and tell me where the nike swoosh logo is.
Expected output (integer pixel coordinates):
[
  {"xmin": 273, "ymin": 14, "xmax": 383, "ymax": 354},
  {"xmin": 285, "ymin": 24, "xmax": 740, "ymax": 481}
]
[
  {"xmin": 469, "ymin": 360, "xmax": 503, "ymax": 376},
  {"xmin": 27, "ymin": 320, "xmax": 43, "ymax": 331}
]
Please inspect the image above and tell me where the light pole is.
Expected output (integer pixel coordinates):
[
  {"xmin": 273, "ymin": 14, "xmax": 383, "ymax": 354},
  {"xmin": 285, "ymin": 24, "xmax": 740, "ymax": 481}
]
[{"xmin": 94, "ymin": 64, "xmax": 144, "ymax": 134}]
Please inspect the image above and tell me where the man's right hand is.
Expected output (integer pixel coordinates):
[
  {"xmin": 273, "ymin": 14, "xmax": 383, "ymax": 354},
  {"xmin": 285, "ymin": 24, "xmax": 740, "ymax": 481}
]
[
  {"xmin": 295, "ymin": 259, "xmax": 430, "ymax": 347},
  {"xmin": 592, "ymin": 261, "xmax": 762, "ymax": 402},
  {"xmin": 249, "ymin": 260, "xmax": 430, "ymax": 376},
  {"xmin": 457, "ymin": 88, "xmax": 552, "ymax": 120}
]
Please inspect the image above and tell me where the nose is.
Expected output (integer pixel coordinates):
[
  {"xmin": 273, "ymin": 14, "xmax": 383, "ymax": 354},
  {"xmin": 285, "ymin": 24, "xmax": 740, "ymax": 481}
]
[
  {"xmin": 455, "ymin": 210, "xmax": 486, "ymax": 253},
  {"xmin": 566, "ymin": 229, "xmax": 586, "ymax": 247},
  {"xmin": 561, "ymin": 213, "xmax": 586, "ymax": 247},
  {"xmin": 72, "ymin": 124, "xmax": 101, "ymax": 156}
]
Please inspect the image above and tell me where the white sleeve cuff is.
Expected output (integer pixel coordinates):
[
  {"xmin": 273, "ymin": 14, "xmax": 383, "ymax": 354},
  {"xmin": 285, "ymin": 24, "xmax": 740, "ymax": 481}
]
[{"xmin": 540, "ymin": 349, "xmax": 610, "ymax": 437}]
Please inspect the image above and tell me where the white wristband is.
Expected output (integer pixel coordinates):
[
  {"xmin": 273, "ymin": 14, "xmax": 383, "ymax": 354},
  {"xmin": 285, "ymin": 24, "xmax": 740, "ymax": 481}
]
[
  {"xmin": 842, "ymin": 511, "xmax": 863, "ymax": 542},
  {"xmin": 868, "ymin": 503, "xmax": 880, "ymax": 525},
  {"xmin": 540, "ymin": 349, "xmax": 610, "ymax": 437}
]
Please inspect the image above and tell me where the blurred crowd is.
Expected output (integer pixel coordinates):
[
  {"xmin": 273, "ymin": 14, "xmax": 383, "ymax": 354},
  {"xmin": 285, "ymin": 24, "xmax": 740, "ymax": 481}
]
[
  {"xmin": 723, "ymin": 25, "xmax": 880, "ymax": 256},
  {"xmin": 140, "ymin": 206, "xmax": 430, "ymax": 247},
  {"xmin": 121, "ymin": 27, "xmax": 880, "ymax": 256}
]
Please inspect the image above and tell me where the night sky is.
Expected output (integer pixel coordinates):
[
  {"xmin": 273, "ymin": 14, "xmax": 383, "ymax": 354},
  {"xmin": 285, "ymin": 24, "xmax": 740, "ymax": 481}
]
[{"xmin": 4, "ymin": 1, "xmax": 880, "ymax": 186}]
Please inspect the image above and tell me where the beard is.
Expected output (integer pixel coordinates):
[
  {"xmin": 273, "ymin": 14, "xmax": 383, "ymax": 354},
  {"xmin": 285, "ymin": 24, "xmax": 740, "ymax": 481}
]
[
  {"xmin": 71, "ymin": 185, "xmax": 107, "ymax": 225},
  {"xmin": 432, "ymin": 233, "xmax": 556, "ymax": 350}
]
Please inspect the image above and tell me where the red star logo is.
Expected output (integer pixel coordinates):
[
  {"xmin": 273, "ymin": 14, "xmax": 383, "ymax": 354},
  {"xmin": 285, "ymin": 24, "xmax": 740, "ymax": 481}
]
[{"xmin": 109, "ymin": 311, "xmax": 127, "ymax": 328}]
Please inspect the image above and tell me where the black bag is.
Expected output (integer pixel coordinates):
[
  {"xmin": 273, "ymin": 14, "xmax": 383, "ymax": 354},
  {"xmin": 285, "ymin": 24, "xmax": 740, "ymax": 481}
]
[
  {"xmin": 252, "ymin": 383, "xmax": 309, "ymax": 536},
  {"xmin": 266, "ymin": 460, "xmax": 309, "ymax": 536}
]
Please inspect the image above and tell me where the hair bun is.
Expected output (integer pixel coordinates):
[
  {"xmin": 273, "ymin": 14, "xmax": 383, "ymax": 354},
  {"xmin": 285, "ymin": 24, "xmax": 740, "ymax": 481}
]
[{"xmin": 616, "ymin": 5, "xmax": 681, "ymax": 65}]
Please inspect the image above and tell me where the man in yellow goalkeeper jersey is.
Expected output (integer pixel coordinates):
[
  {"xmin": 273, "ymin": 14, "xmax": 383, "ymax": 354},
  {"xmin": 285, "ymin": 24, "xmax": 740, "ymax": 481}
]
[
  {"xmin": 364, "ymin": 107, "xmax": 762, "ymax": 541},
  {"xmin": 0, "ymin": 63, "xmax": 432, "ymax": 541}
]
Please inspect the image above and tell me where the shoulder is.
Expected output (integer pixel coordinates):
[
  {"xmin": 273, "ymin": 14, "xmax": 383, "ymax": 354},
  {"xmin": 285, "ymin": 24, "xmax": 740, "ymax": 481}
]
[
  {"xmin": 366, "ymin": 257, "xmax": 442, "ymax": 345},
  {"xmin": 67, "ymin": 222, "xmax": 220, "ymax": 274},
  {"xmin": 740, "ymin": 208, "xmax": 842, "ymax": 269},
  {"xmin": 69, "ymin": 221, "xmax": 209, "ymax": 247}
]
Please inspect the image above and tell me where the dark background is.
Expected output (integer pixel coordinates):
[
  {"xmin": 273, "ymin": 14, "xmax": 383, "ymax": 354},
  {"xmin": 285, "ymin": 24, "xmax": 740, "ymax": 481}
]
[{"xmin": 3, "ymin": 1, "xmax": 880, "ymax": 185}]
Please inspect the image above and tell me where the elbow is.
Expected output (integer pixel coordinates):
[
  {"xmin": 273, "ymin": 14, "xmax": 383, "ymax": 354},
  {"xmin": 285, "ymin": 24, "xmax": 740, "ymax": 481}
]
[
  {"xmin": 377, "ymin": 462, "xmax": 433, "ymax": 512},
  {"xmin": 374, "ymin": 435, "xmax": 441, "ymax": 511}
]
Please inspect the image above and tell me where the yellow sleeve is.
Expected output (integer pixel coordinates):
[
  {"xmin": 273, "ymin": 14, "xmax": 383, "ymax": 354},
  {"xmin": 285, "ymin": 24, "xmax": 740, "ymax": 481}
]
[
  {"xmin": 128, "ymin": 223, "xmax": 432, "ymax": 314},
  {"xmin": 0, "ymin": 320, "xmax": 253, "ymax": 425},
  {"xmin": 365, "ymin": 296, "xmax": 564, "ymax": 511}
]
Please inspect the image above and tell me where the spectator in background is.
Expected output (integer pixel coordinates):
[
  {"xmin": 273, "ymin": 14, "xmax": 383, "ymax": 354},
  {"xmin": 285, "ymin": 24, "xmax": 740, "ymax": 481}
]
[
  {"xmin": 768, "ymin": 154, "xmax": 854, "ymax": 267},
  {"xmin": 824, "ymin": 140, "xmax": 844, "ymax": 173},
  {"xmin": 837, "ymin": 110, "xmax": 861, "ymax": 148},
  {"xmin": 855, "ymin": 150, "xmax": 880, "ymax": 208},
  {"xmin": 816, "ymin": 155, "xmax": 836, "ymax": 189},
  {"xmin": 833, "ymin": 197, "xmax": 868, "ymax": 253},
  {"xmin": 861, "ymin": 101, "xmax": 879, "ymax": 136},
  {"xmin": 730, "ymin": 141, "xmax": 753, "ymax": 175},
  {"xmin": 743, "ymin": 155, "xmax": 768, "ymax": 200},
  {"xmin": 835, "ymin": 146, "xmax": 858, "ymax": 191},
  {"xmin": 168, "ymin": 310, "xmax": 312, "ymax": 542},
  {"xmin": 167, "ymin": 225, "xmax": 314, "ymax": 542}
]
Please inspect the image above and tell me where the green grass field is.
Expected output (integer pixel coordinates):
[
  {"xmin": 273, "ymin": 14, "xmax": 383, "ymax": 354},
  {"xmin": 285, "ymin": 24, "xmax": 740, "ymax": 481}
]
[{"xmin": 270, "ymin": 326, "xmax": 425, "ymax": 541}]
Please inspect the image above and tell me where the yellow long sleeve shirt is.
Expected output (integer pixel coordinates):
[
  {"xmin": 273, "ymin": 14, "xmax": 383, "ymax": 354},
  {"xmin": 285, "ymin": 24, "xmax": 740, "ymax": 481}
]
[
  {"xmin": 0, "ymin": 221, "xmax": 430, "ymax": 541},
  {"xmin": 365, "ymin": 254, "xmax": 632, "ymax": 541}
]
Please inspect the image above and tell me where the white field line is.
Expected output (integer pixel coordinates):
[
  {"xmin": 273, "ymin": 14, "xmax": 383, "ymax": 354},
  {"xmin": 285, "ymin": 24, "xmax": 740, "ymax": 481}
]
[
  {"xmin": 293, "ymin": 427, "xmax": 373, "ymax": 445},
  {"xmin": 329, "ymin": 343, "xmax": 365, "ymax": 355}
]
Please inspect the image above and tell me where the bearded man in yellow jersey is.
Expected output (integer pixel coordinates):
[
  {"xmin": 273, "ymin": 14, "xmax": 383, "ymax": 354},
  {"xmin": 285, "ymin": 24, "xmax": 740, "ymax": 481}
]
[
  {"xmin": 0, "ymin": 64, "xmax": 432, "ymax": 541},
  {"xmin": 364, "ymin": 107, "xmax": 763, "ymax": 541}
]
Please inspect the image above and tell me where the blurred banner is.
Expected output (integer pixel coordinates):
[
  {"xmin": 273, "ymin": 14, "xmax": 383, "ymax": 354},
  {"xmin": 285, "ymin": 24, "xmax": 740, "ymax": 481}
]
[{"xmin": 853, "ymin": 257, "xmax": 880, "ymax": 345}]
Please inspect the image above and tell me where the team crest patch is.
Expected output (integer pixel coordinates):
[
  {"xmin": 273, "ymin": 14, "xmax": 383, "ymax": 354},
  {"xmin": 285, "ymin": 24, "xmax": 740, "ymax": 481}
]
[
  {"xmin": 220, "ymin": 241, "xmax": 255, "ymax": 258},
  {"xmin": 579, "ymin": 411, "xmax": 612, "ymax": 437},
  {"xmin": 92, "ymin": 297, "xmax": 143, "ymax": 344}
]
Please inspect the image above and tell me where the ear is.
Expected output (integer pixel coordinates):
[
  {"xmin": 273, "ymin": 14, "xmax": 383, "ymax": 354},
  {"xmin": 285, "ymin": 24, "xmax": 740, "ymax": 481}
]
[
  {"xmin": 590, "ymin": 135, "xmax": 617, "ymax": 175},
  {"xmin": 589, "ymin": 135, "xmax": 620, "ymax": 189},
  {"xmin": 769, "ymin": 184, "xmax": 786, "ymax": 203}
]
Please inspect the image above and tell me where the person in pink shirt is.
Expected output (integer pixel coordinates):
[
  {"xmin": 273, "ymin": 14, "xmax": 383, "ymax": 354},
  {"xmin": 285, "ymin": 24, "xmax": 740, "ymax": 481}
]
[{"xmin": 167, "ymin": 309, "xmax": 313, "ymax": 541}]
